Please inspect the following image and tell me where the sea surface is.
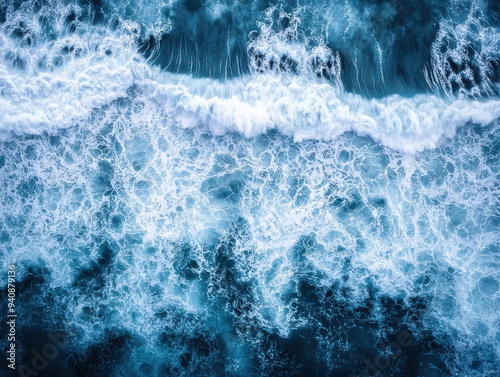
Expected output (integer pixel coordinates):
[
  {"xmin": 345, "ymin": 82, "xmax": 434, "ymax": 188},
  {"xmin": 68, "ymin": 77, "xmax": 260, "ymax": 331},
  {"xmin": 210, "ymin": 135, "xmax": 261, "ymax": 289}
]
[{"xmin": 0, "ymin": 0, "xmax": 500, "ymax": 376}]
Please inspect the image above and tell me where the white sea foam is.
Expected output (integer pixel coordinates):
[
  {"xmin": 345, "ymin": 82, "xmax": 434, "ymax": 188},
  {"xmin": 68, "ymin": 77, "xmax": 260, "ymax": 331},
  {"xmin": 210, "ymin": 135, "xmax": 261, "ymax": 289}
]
[
  {"xmin": 0, "ymin": 22, "xmax": 148, "ymax": 137},
  {"xmin": 142, "ymin": 73, "xmax": 500, "ymax": 152},
  {"xmin": 1, "ymin": 1, "xmax": 499, "ymax": 375},
  {"xmin": 2, "ymin": 98, "xmax": 499, "ymax": 371},
  {"xmin": 0, "ymin": 28, "xmax": 498, "ymax": 152},
  {"xmin": 426, "ymin": 5, "xmax": 500, "ymax": 98}
]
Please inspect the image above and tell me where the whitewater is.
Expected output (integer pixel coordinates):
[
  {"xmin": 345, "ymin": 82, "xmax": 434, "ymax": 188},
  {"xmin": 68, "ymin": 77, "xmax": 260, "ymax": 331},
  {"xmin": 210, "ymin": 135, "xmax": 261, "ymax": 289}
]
[{"xmin": 0, "ymin": 0, "xmax": 499, "ymax": 376}]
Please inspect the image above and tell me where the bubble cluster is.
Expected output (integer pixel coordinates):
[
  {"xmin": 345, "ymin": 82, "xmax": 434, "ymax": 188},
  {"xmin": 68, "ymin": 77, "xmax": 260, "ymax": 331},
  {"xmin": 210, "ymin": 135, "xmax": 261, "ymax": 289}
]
[
  {"xmin": 1, "ymin": 0, "xmax": 500, "ymax": 375},
  {"xmin": 1, "ymin": 96, "xmax": 499, "ymax": 375},
  {"xmin": 426, "ymin": 6, "xmax": 500, "ymax": 98}
]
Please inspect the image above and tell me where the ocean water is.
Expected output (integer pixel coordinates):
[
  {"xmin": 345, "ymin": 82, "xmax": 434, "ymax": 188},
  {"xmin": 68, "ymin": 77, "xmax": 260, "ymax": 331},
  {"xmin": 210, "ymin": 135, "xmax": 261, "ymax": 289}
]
[{"xmin": 0, "ymin": 0, "xmax": 499, "ymax": 376}]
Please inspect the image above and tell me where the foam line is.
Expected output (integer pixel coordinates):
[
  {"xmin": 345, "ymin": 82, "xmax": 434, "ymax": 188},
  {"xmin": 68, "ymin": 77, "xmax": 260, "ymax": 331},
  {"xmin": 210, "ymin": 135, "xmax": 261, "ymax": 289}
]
[{"xmin": 1, "ymin": 30, "xmax": 499, "ymax": 152}]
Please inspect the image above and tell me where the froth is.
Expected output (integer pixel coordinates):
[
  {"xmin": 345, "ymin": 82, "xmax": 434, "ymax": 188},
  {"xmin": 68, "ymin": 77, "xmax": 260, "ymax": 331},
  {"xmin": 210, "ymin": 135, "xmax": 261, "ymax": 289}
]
[
  {"xmin": 0, "ymin": 11, "xmax": 499, "ymax": 151},
  {"xmin": 0, "ymin": 24, "xmax": 147, "ymax": 137},
  {"xmin": 1, "ymin": 100, "xmax": 499, "ymax": 374},
  {"xmin": 139, "ymin": 73, "xmax": 500, "ymax": 152}
]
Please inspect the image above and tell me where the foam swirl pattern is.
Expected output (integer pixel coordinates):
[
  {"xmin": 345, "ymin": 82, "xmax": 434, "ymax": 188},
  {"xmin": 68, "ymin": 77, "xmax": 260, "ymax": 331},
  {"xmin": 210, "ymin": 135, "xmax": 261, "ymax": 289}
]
[{"xmin": 0, "ymin": 0, "xmax": 500, "ymax": 376}]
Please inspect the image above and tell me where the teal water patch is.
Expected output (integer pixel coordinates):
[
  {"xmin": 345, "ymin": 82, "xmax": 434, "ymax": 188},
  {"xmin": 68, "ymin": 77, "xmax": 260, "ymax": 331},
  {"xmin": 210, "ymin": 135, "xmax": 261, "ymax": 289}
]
[{"xmin": 1, "ymin": 96, "xmax": 499, "ymax": 375}]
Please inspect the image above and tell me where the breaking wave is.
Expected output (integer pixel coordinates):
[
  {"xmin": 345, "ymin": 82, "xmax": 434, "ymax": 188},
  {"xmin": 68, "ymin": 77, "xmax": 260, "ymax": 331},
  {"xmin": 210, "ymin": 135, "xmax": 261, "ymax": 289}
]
[{"xmin": 1, "ymin": 0, "xmax": 500, "ymax": 376}]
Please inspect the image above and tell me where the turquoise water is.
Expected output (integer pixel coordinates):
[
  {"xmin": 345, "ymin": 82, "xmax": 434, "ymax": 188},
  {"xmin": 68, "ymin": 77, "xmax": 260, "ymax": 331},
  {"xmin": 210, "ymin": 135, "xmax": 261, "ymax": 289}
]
[{"xmin": 1, "ymin": 0, "xmax": 500, "ymax": 376}]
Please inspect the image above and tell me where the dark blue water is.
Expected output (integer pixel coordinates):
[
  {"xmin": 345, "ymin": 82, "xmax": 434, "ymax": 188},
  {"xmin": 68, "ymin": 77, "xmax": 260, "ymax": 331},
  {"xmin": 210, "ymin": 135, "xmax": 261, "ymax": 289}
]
[{"xmin": 1, "ymin": 0, "xmax": 500, "ymax": 376}]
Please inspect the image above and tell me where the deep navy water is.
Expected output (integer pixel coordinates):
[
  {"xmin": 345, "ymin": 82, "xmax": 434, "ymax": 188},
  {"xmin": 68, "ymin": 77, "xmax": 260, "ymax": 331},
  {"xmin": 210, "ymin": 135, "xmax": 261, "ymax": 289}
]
[{"xmin": 0, "ymin": 0, "xmax": 500, "ymax": 376}]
